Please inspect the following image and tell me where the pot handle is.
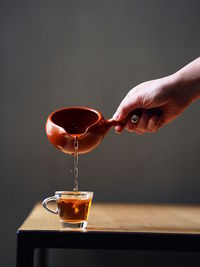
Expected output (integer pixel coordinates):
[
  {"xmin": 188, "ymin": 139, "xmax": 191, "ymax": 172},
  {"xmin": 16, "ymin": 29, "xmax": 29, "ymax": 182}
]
[{"xmin": 42, "ymin": 196, "xmax": 58, "ymax": 214}]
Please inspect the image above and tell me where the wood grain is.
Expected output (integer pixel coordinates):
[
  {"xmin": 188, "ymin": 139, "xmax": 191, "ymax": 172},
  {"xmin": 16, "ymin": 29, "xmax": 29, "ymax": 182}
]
[{"xmin": 19, "ymin": 203, "xmax": 200, "ymax": 234}]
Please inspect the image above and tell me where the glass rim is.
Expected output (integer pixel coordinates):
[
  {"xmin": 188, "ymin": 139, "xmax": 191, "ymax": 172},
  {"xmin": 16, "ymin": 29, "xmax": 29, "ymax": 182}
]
[{"xmin": 55, "ymin": 191, "xmax": 93, "ymax": 195}]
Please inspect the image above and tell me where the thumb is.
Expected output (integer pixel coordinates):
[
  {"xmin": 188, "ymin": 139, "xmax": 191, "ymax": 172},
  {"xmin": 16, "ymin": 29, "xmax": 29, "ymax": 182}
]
[{"xmin": 113, "ymin": 94, "xmax": 141, "ymax": 121}]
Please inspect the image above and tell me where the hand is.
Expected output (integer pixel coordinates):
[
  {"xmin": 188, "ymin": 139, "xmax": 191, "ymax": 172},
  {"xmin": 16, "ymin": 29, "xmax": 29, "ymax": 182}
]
[{"xmin": 113, "ymin": 74, "xmax": 194, "ymax": 134}]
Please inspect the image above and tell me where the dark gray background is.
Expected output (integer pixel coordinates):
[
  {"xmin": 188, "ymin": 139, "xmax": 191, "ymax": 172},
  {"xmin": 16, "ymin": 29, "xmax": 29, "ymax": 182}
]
[{"xmin": 1, "ymin": 0, "xmax": 200, "ymax": 266}]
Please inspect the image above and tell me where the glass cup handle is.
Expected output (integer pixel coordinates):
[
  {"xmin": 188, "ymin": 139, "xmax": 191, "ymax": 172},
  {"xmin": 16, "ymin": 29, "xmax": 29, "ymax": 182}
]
[{"xmin": 42, "ymin": 196, "xmax": 58, "ymax": 214}]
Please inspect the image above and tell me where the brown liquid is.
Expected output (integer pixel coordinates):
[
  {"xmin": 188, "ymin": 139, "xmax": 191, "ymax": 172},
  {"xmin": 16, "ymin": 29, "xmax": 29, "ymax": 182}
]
[
  {"xmin": 58, "ymin": 198, "xmax": 92, "ymax": 223},
  {"xmin": 51, "ymin": 108, "xmax": 99, "ymax": 135}
]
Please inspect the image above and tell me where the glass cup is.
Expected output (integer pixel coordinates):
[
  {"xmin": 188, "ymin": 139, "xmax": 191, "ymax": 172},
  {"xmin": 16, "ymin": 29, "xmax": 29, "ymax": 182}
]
[{"xmin": 42, "ymin": 191, "xmax": 93, "ymax": 229}]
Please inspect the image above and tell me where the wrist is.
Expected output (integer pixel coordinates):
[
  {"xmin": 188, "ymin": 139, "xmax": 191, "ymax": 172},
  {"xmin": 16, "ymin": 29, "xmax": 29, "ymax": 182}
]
[{"xmin": 172, "ymin": 70, "xmax": 200, "ymax": 102}]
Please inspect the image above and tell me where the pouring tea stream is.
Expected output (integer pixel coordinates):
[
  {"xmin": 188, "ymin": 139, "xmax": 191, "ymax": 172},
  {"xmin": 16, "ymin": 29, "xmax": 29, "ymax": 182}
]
[{"xmin": 46, "ymin": 106, "xmax": 140, "ymax": 154}]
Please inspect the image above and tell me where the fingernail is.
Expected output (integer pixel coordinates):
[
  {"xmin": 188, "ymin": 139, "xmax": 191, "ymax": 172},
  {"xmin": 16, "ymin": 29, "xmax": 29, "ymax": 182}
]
[
  {"xmin": 113, "ymin": 113, "xmax": 120, "ymax": 121},
  {"xmin": 115, "ymin": 126, "xmax": 122, "ymax": 134}
]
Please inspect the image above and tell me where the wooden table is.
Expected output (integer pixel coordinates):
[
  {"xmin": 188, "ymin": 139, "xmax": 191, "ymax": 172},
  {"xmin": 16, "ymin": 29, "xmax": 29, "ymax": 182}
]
[{"xmin": 17, "ymin": 203, "xmax": 200, "ymax": 267}]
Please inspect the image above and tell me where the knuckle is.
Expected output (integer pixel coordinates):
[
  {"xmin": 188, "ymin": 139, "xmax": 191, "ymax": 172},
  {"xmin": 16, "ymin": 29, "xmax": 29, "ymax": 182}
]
[
  {"xmin": 125, "ymin": 124, "xmax": 136, "ymax": 132},
  {"xmin": 126, "ymin": 91, "xmax": 132, "ymax": 98},
  {"xmin": 126, "ymin": 126, "xmax": 135, "ymax": 132}
]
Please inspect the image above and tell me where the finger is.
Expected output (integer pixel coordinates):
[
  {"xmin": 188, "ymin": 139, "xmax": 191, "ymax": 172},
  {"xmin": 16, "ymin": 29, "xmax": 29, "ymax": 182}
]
[
  {"xmin": 113, "ymin": 91, "xmax": 141, "ymax": 121},
  {"xmin": 147, "ymin": 115, "xmax": 162, "ymax": 132},
  {"xmin": 124, "ymin": 120, "xmax": 137, "ymax": 132},
  {"xmin": 124, "ymin": 111, "xmax": 149, "ymax": 133},
  {"xmin": 134, "ymin": 130, "xmax": 145, "ymax": 135},
  {"xmin": 115, "ymin": 124, "xmax": 124, "ymax": 134},
  {"xmin": 135, "ymin": 111, "xmax": 150, "ymax": 133}
]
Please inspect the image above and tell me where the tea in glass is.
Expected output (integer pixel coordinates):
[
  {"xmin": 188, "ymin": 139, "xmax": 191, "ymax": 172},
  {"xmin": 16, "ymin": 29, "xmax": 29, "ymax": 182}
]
[{"xmin": 42, "ymin": 191, "xmax": 93, "ymax": 229}]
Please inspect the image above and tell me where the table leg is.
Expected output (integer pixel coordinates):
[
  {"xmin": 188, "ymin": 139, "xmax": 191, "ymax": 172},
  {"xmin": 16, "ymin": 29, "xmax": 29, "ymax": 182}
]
[
  {"xmin": 17, "ymin": 231, "xmax": 34, "ymax": 267},
  {"xmin": 16, "ymin": 245, "xmax": 34, "ymax": 267}
]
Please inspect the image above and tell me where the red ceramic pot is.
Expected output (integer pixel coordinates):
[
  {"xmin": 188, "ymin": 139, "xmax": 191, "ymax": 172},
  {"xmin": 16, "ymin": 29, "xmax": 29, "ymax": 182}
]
[{"xmin": 46, "ymin": 106, "xmax": 139, "ymax": 154}]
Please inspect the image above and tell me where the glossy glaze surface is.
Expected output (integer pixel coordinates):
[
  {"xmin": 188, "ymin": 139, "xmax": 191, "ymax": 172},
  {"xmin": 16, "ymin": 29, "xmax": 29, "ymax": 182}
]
[{"xmin": 46, "ymin": 107, "xmax": 116, "ymax": 154}]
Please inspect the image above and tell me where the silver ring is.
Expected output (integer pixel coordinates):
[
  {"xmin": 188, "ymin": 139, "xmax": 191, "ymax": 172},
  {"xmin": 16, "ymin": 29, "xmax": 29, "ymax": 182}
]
[{"xmin": 131, "ymin": 114, "xmax": 139, "ymax": 124}]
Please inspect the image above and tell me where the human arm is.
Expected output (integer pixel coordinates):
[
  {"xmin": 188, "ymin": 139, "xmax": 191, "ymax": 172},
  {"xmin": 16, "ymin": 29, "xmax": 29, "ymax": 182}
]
[{"xmin": 113, "ymin": 57, "xmax": 200, "ymax": 134}]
